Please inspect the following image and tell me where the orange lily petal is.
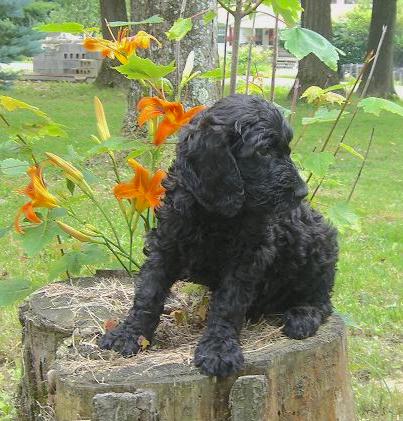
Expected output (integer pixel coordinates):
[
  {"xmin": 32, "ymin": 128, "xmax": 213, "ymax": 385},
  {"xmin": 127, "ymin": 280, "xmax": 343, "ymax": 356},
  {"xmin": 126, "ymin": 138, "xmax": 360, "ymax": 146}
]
[
  {"xmin": 113, "ymin": 181, "xmax": 136, "ymax": 200},
  {"xmin": 179, "ymin": 105, "xmax": 207, "ymax": 125},
  {"xmin": 22, "ymin": 202, "xmax": 42, "ymax": 224},
  {"xmin": 154, "ymin": 117, "xmax": 180, "ymax": 145}
]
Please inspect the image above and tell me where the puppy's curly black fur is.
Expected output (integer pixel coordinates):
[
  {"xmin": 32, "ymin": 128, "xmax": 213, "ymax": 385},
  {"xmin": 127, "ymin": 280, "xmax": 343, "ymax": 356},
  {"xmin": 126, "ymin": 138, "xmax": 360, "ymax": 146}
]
[{"xmin": 100, "ymin": 94, "xmax": 338, "ymax": 377}]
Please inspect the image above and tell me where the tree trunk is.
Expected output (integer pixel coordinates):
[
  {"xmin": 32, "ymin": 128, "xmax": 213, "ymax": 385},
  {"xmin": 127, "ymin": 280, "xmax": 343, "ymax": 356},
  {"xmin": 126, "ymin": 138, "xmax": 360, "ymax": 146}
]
[
  {"xmin": 95, "ymin": 0, "xmax": 130, "ymax": 88},
  {"xmin": 122, "ymin": 0, "xmax": 219, "ymax": 136},
  {"xmin": 18, "ymin": 271, "xmax": 355, "ymax": 421},
  {"xmin": 357, "ymin": 0, "xmax": 396, "ymax": 98},
  {"xmin": 290, "ymin": 0, "xmax": 339, "ymax": 97}
]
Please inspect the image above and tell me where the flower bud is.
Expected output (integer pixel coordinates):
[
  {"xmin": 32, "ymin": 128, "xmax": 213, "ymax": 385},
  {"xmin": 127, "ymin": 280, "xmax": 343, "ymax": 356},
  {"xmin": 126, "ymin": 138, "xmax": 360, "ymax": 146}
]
[{"xmin": 57, "ymin": 220, "xmax": 93, "ymax": 243}]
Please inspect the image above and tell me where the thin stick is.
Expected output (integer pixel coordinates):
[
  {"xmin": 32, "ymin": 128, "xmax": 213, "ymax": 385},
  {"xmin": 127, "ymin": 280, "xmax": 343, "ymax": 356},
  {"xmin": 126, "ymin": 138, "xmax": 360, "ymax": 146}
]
[
  {"xmin": 104, "ymin": 18, "xmax": 117, "ymax": 42},
  {"xmin": 305, "ymin": 53, "xmax": 374, "ymax": 185},
  {"xmin": 269, "ymin": 14, "xmax": 279, "ymax": 102},
  {"xmin": 245, "ymin": 12, "xmax": 257, "ymax": 95},
  {"xmin": 221, "ymin": 11, "xmax": 230, "ymax": 98},
  {"xmin": 361, "ymin": 25, "xmax": 387, "ymax": 98},
  {"xmin": 309, "ymin": 28, "xmax": 386, "ymax": 198},
  {"xmin": 289, "ymin": 78, "xmax": 299, "ymax": 125},
  {"xmin": 347, "ymin": 128, "xmax": 374, "ymax": 203},
  {"xmin": 175, "ymin": 0, "xmax": 188, "ymax": 91},
  {"xmin": 56, "ymin": 234, "xmax": 70, "ymax": 280},
  {"xmin": 242, "ymin": 0, "xmax": 264, "ymax": 18}
]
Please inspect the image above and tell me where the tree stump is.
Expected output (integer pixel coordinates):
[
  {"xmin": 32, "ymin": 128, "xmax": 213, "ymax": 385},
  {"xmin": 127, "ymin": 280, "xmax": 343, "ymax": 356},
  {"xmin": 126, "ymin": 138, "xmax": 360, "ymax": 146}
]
[{"xmin": 18, "ymin": 271, "xmax": 355, "ymax": 421}]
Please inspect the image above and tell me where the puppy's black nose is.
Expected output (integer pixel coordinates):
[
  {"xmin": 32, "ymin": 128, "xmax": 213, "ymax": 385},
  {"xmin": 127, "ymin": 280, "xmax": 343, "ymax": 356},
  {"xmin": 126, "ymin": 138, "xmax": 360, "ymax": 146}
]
[{"xmin": 294, "ymin": 184, "xmax": 308, "ymax": 200}]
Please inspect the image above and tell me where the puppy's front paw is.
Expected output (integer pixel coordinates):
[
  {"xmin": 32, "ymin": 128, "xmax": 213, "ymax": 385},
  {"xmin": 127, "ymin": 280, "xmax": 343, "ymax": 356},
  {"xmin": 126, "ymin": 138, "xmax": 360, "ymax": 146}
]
[
  {"xmin": 99, "ymin": 325, "xmax": 143, "ymax": 357},
  {"xmin": 283, "ymin": 306, "xmax": 322, "ymax": 339},
  {"xmin": 194, "ymin": 334, "xmax": 244, "ymax": 377}
]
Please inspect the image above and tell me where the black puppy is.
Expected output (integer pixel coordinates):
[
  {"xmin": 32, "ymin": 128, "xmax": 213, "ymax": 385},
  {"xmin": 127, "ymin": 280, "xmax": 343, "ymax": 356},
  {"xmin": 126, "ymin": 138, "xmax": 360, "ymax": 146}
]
[{"xmin": 100, "ymin": 94, "xmax": 338, "ymax": 377}]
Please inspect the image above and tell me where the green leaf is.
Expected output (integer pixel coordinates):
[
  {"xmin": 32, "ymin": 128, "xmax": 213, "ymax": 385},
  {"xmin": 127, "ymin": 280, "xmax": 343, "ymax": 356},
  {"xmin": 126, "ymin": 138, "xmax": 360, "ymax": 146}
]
[
  {"xmin": 302, "ymin": 107, "xmax": 348, "ymax": 125},
  {"xmin": 115, "ymin": 55, "xmax": 175, "ymax": 80},
  {"xmin": 274, "ymin": 103, "xmax": 291, "ymax": 118},
  {"xmin": 109, "ymin": 15, "xmax": 164, "ymax": 27},
  {"xmin": 357, "ymin": 97, "xmax": 403, "ymax": 117},
  {"xmin": 339, "ymin": 143, "xmax": 364, "ymax": 160},
  {"xmin": 0, "ymin": 96, "xmax": 48, "ymax": 118},
  {"xmin": 279, "ymin": 27, "xmax": 341, "ymax": 71},
  {"xmin": 37, "ymin": 122, "xmax": 67, "ymax": 137},
  {"xmin": 268, "ymin": 0, "xmax": 302, "ymax": 27},
  {"xmin": 301, "ymin": 86, "xmax": 325, "ymax": 104},
  {"xmin": 66, "ymin": 178, "xmax": 75, "ymax": 195},
  {"xmin": 0, "ymin": 158, "xmax": 29, "ymax": 176},
  {"xmin": 326, "ymin": 202, "xmax": 360, "ymax": 232},
  {"xmin": 199, "ymin": 67, "xmax": 224, "ymax": 79},
  {"xmin": 88, "ymin": 138, "xmax": 149, "ymax": 155},
  {"xmin": 0, "ymin": 278, "xmax": 31, "ymax": 307},
  {"xmin": 48, "ymin": 244, "xmax": 109, "ymax": 280},
  {"xmin": 302, "ymin": 151, "xmax": 335, "ymax": 178},
  {"xmin": 21, "ymin": 219, "xmax": 61, "ymax": 257},
  {"xmin": 203, "ymin": 10, "xmax": 217, "ymax": 24},
  {"xmin": 33, "ymin": 22, "xmax": 84, "ymax": 34},
  {"xmin": 166, "ymin": 17, "xmax": 193, "ymax": 41}
]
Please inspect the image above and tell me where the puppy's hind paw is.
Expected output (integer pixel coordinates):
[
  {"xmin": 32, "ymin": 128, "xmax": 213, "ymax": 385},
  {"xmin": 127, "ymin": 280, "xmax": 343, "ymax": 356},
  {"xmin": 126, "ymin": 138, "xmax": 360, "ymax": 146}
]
[
  {"xmin": 99, "ymin": 325, "xmax": 142, "ymax": 357},
  {"xmin": 282, "ymin": 306, "xmax": 323, "ymax": 340},
  {"xmin": 194, "ymin": 334, "xmax": 244, "ymax": 377}
]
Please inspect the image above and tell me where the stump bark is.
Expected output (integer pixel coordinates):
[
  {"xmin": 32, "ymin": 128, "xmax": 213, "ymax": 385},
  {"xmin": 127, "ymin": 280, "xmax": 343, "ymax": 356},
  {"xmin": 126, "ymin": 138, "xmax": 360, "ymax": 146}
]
[{"xmin": 18, "ymin": 271, "xmax": 355, "ymax": 421}]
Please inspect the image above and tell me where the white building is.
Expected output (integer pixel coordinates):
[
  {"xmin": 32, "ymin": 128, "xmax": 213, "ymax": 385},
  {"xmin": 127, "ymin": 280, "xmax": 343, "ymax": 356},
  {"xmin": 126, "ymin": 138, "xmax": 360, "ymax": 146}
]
[{"xmin": 217, "ymin": 0, "xmax": 357, "ymax": 54}]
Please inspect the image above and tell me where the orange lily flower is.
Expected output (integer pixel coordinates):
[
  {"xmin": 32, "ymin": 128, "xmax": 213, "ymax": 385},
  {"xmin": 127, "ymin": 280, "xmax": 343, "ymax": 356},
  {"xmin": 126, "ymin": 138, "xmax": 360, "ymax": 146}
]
[
  {"xmin": 83, "ymin": 29, "xmax": 160, "ymax": 64},
  {"xmin": 137, "ymin": 97, "xmax": 206, "ymax": 146},
  {"xmin": 113, "ymin": 159, "xmax": 166, "ymax": 213},
  {"xmin": 132, "ymin": 30, "xmax": 161, "ymax": 49},
  {"xmin": 15, "ymin": 165, "xmax": 58, "ymax": 234}
]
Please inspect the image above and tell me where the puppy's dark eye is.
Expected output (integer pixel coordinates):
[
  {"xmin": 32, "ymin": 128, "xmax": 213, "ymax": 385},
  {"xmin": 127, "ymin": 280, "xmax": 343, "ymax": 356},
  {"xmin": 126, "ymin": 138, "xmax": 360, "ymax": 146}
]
[{"xmin": 256, "ymin": 145, "xmax": 272, "ymax": 157}]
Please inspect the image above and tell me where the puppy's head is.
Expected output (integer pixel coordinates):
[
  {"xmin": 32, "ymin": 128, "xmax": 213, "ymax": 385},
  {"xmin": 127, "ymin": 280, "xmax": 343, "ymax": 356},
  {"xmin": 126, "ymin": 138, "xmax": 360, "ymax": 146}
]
[{"xmin": 176, "ymin": 94, "xmax": 307, "ymax": 217}]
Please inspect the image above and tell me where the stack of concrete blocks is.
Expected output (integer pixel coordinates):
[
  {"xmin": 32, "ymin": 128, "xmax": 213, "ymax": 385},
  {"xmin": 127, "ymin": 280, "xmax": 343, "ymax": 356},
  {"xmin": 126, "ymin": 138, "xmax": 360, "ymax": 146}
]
[{"xmin": 30, "ymin": 34, "xmax": 103, "ymax": 82}]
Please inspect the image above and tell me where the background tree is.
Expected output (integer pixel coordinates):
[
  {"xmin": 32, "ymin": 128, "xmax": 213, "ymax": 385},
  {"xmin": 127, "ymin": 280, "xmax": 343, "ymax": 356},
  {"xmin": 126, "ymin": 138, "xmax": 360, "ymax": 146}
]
[
  {"xmin": 358, "ymin": 0, "xmax": 397, "ymax": 98},
  {"xmin": 49, "ymin": 0, "xmax": 100, "ymax": 28},
  {"xmin": 290, "ymin": 0, "xmax": 339, "ymax": 97},
  {"xmin": 0, "ymin": 0, "xmax": 46, "ymax": 62},
  {"xmin": 123, "ymin": 0, "xmax": 219, "ymax": 135},
  {"xmin": 95, "ymin": 0, "xmax": 130, "ymax": 87}
]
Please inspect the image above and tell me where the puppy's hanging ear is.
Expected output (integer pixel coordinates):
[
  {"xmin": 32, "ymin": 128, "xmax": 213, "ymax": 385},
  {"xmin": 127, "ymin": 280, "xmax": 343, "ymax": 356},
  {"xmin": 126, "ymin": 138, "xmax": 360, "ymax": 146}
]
[{"xmin": 178, "ymin": 123, "xmax": 245, "ymax": 217}]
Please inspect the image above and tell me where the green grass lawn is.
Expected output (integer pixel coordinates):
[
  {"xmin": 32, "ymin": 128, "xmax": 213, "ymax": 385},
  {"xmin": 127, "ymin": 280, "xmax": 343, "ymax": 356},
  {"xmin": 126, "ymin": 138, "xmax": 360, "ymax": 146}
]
[{"xmin": 0, "ymin": 82, "xmax": 402, "ymax": 420}]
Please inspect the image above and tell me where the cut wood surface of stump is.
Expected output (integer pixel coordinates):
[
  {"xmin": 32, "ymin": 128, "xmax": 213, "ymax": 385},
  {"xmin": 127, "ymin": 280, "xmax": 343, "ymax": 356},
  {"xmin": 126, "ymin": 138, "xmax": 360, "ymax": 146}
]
[{"xmin": 18, "ymin": 270, "xmax": 355, "ymax": 421}]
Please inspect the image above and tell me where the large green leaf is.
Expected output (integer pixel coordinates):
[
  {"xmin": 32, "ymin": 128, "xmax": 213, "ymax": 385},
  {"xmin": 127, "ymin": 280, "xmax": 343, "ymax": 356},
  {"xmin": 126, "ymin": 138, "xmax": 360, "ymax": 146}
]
[
  {"xmin": 0, "ymin": 96, "xmax": 48, "ymax": 118},
  {"xmin": 48, "ymin": 244, "xmax": 109, "ymax": 280},
  {"xmin": 33, "ymin": 22, "xmax": 84, "ymax": 34},
  {"xmin": 302, "ymin": 107, "xmax": 349, "ymax": 125},
  {"xmin": 0, "ymin": 278, "xmax": 31, "ymax": 307},
  {"xmin": 326, "ymin": 202, "xmax": 360, "ymax": 232},
  {"xmin": 21, "ymin": 219, "xmax": 62, "ymax": 257},
  {"xmin": 0, "ymin": 158, "xmax": 29, "ymax": 176},
  {"xmin": 115, "ymin": 55, "xmax": 175, "ymax": 80},
  {"xmin": 301, "ymin": 151, "xmax": 335, "ymax": 178},
  {"xmin": 279, "ymin": 27, "xmax": 341, "ymax": 71},
  {"xmin": 166, "ymin": 18, "xmax": 193, "ymax": 41},
  {"xmin": 109, "ymin": 15, "xmax": 164, "ymax": 27},
  {"xmin": 357, "ymin": 97, "xmax": 403, "ymax": 117},
  {"xmin": 264, "ymin": 0, "xmax": 302, "ymax": 27}
]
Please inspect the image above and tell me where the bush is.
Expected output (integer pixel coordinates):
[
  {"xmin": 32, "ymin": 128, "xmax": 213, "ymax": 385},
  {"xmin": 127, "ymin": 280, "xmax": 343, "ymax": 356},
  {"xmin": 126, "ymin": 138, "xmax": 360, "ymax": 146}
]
[
  {"xmin": 0, "ymin": 66, "xmax": 20, "ymax": 90},
  {"xmin": 237, "ymin": 45, "xmax": 272, "ymax": 75}
]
